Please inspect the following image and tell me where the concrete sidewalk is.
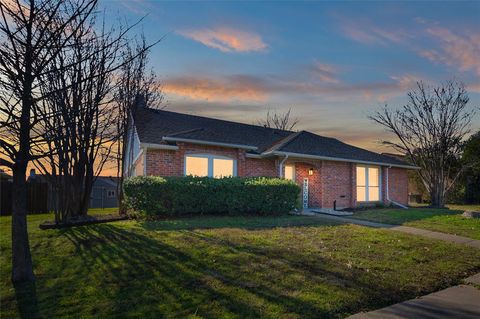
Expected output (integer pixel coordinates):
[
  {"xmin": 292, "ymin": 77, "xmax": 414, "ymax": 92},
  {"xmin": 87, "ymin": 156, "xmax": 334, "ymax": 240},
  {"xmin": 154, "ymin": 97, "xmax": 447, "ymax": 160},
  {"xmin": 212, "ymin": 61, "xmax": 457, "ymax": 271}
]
[
  {"xmin": 348, "ymin": 274, "xmax": 480, "ymax": 319},
  {"xmin": 312, "ymin": 214, "xmax": 480, "ymax": 249}
]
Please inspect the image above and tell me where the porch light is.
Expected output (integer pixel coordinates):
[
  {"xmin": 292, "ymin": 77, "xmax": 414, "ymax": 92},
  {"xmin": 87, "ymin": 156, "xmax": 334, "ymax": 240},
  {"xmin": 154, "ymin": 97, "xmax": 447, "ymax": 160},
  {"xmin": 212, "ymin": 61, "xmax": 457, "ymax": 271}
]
[{"xmin": 308, "ymin": 168, "xmax": 314, "ymax": 175}]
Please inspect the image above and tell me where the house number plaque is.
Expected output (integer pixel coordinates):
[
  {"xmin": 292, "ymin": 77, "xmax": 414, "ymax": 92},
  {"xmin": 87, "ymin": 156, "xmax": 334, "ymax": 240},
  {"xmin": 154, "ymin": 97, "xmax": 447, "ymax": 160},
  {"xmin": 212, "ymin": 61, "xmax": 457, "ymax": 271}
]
[{"xmin": 303, "ymin": 178, "xmax": 309, "ymax": 209}]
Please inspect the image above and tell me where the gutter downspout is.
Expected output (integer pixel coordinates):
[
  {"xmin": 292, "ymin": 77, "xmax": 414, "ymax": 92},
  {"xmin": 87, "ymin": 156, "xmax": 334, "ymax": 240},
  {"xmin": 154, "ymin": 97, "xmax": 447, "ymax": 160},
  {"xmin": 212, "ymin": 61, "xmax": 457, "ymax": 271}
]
[
  {"xmin": 386, "ymin": 166, "xmax": 408, "ymax": 209},
  {"xmin": 279, "ymin": 155, "xmax": 289, "ymax": 178}
]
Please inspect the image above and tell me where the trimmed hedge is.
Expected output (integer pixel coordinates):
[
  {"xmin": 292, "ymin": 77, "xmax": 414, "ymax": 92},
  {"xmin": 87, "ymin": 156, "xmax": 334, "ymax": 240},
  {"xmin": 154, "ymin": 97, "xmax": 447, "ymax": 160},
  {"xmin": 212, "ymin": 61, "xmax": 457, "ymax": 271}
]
[{"xmin": 123, "ymin": 176, "xmax": 301, "ymax": 216}]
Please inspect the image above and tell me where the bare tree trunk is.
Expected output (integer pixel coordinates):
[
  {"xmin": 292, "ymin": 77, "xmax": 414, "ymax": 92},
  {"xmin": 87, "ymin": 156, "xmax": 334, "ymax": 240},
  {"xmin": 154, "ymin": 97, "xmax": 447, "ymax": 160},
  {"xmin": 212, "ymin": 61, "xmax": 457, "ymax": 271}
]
[
  {"xmin": 430, "ymin": 187, "xmax": 442, "ymax": 208},
  {"xmin": 11, "ymin": 163, "xmax": 34, "ymax": 282},
  {"xmin": 12, "ymin": 82, "xmax": 34, "ymax": 281},
  {"xmin": 11, "ymin": 64, "xmax": 35, "ymax": 282}
]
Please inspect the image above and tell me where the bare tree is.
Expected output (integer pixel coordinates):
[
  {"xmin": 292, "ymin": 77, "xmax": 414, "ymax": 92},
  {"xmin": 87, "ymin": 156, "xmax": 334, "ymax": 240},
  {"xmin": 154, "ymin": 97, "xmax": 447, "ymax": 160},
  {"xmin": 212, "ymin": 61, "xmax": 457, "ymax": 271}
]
[
  {"xmin": 114, "ymin": 37, "xmax": 163, "ymax": 213},
  {"xmin": 0, "ymin": 0, "xmax": 96, "ymax": 283},
  {"xmin": 370, "ymin": 81, "xmax": 476, "ymax": 208},
  {"xmin": 34, "ymin": 11, "xmax": 124, "ymax": 223},
  {"xmin": 256, "ymin": 108, "xmax": 299, "ymax": 131}
]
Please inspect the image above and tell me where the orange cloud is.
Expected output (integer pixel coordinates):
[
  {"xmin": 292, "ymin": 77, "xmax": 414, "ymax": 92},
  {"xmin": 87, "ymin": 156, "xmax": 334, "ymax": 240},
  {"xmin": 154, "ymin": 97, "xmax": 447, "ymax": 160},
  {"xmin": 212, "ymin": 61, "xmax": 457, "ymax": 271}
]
[
  {"xmin": 421, "ymin": 27, "xmax": 480, "ymax": 75},
  {"xmin": 178, "ymin": 27, "xmax": 267, "ymax": 52},
  {"xmin": 163, "ymin": 75, "xmax": 268, "ymax": 102},
  {"xmin": 467, "ymin": 83, "xmax": 480, "ymax": 93},
  {"xmin": 162, "ymin": 71, "xmax": 422, "ymax": 106}
]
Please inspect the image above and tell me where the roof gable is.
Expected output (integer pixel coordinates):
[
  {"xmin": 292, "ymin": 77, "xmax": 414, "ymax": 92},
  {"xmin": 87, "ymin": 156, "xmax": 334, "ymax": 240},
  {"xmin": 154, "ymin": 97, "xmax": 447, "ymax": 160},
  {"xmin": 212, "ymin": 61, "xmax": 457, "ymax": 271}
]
[{"xmin": 273, "ymin": 131, "xmax": 410, "ymax": 166}]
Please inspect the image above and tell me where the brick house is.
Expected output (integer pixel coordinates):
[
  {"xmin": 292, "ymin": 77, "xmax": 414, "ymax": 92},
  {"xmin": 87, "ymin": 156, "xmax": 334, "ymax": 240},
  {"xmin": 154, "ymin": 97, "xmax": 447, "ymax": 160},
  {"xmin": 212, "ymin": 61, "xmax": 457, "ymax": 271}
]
[{"xmin": 125, "ymin": 107, "xmax": 417, "ymax": 209}]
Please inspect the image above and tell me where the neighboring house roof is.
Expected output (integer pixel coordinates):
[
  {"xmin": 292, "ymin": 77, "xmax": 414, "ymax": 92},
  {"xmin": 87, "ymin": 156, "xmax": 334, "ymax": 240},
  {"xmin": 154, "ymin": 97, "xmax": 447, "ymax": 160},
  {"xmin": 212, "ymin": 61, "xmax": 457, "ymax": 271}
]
[
  {"xmin": 27, "ymin": 173, "xmax": 119, "ymax": 188},
  {"xmin": 133, "ymin": 107, "xmax": 416, "ymax": 168}
]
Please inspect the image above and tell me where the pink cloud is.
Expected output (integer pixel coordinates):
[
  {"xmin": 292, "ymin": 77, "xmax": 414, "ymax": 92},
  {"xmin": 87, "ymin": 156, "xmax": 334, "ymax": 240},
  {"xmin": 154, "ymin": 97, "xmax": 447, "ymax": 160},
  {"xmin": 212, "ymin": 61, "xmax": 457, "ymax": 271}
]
[
  {"xmin": 340, "ymin": 20, "xmax": 412, "ymax": 45},
  {"xmin": 311, "ymin": 61, "xmax": 340, "ymax": 84},
  {"xmin": 421, "ymin": 27, "xmax": 480, "ymax": 75},
  {"xmin": 178, "ymin": 27, "xmax": 267, "ymax": 53}
]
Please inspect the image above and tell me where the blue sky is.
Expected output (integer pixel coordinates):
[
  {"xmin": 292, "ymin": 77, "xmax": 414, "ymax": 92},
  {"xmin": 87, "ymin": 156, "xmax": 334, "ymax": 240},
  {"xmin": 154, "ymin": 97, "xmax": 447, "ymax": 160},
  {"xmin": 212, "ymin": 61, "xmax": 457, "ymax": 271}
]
[{"xmin": 103, "ymin": 0, "xmax": 480, "ymax": 152}]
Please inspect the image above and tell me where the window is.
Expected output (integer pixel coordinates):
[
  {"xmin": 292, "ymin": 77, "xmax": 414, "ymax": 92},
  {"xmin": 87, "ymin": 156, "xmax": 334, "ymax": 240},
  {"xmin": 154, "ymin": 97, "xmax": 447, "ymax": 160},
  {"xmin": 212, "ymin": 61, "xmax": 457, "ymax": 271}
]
[
  {"xmin": 185, "ymin": 156, "xmax": 209, "ymax": 177},
  {"xmin": 356, "ymin": 165, "xmax": 380, "ymax": 202},
  {"xmin": 107, "ymin": 190, "xmax": 116, "ymax": 198},
  {"xmin": 284, "ymin": 164, "xmax": 295, "ymax": 181},
  {"xmin": 185, "ymin": 155, "xmax": 236, "ymax": 178},
  {"xmin": 213, "ymin": 158, "xmax": 234, "ymax": 178}
]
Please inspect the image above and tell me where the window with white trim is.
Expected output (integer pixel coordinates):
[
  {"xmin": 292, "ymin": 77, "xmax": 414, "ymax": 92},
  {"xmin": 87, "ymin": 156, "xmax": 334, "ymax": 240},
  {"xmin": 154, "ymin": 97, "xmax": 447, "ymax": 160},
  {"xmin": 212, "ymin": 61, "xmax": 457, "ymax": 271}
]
[
  {"xmin": 185, "ymin": 154, "xmax": 236, "ymax": 178},
  {"xmin": 284, "ymin": 164, "xmax": 295, "ymax": 181},
  {"xmin": 356, "ymin": 165, "xmax": 380, "ymax": 202}
]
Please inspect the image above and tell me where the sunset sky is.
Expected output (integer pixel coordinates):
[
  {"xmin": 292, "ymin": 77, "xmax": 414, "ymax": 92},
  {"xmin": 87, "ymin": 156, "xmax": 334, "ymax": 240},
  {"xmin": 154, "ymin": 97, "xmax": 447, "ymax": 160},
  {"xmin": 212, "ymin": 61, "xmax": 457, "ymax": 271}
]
[{"xmin": 103, "ymin": 0, "xmax": 480, "ymax": 154}]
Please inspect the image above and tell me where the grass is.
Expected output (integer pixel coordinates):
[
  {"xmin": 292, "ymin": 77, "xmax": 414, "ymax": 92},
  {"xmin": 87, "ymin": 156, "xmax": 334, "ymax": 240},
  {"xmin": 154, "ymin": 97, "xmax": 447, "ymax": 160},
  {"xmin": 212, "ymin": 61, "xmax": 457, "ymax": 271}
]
[
  {"xmin": 1, "ymin": 212, "xmax": 480, "ymax": 318},
  {"xmin": 350, "ymin": 205, "xmax": 480, "ymax": 240}
]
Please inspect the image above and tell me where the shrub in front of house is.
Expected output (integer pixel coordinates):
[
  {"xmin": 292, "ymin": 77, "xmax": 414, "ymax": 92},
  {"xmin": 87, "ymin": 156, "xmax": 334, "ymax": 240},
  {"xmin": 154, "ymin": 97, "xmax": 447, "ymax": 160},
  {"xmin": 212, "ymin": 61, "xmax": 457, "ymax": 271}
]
[{"xmin": 123, "ymin": 176, "xmax": 301, "ymax": 217}]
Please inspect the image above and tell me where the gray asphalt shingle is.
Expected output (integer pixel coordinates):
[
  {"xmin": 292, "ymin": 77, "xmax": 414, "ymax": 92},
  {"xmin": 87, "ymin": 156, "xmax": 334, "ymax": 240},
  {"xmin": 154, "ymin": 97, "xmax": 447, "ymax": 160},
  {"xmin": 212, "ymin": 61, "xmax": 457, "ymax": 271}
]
[{"xmin": 133, "ymin": 107, "xmax": 412, "ymax": 167}]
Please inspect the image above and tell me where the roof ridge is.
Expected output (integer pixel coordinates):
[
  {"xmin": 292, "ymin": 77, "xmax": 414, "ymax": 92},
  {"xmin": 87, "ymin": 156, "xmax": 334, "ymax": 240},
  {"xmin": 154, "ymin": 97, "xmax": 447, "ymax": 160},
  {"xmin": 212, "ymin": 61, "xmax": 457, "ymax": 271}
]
[
  {"xmin": 264, "ymin": 130, "xmax": 305, "ymax": 153},
  {"xmin": 166, "ymin": 127, "xmax": 204, "ymax": 137}
]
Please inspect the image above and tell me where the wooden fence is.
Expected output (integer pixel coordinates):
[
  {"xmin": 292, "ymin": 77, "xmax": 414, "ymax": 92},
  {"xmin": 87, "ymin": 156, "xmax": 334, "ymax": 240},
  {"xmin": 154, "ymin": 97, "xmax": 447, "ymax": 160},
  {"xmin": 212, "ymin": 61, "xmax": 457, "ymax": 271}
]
[{"xmin": 0, "ymin": 182, "xmax": 49, "ymax": 215}]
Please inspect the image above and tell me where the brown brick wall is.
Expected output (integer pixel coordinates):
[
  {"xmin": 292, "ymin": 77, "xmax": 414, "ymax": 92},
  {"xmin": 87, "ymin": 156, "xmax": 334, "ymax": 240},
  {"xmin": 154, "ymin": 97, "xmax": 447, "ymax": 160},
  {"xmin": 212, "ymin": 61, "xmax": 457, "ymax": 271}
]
[
  {"xmin": 244, "ymin": 157, "xmax": 278, "ymax": 177},
  {"xmin": 143, "ymin": 143, "xmax": 409, "ymax": 208},
  {"xmin": 320, "ymin": 161, "xmax": 354, "ymax": 209},
  {"xmin": 294, "ymin": 161, "xmax": 322, "ymax": 208},
  {"xmin": 384, "ymin": 167, "xmax": 409, "ymax": 205},
  {"xmin": 146, "ymin": 143, "xmax": 246, "ymax": 176}
]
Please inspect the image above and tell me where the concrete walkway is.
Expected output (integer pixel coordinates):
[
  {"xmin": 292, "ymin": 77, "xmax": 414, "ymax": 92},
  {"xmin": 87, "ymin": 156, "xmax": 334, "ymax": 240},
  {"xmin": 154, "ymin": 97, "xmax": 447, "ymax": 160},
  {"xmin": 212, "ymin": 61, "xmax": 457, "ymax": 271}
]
[
  {"xmin": 312, "ymin": 214, "xmax": 480, "ymax": 249},
  {"xmin": 348, "ymin": 274, "xmax": 480, "ymax": 319}
]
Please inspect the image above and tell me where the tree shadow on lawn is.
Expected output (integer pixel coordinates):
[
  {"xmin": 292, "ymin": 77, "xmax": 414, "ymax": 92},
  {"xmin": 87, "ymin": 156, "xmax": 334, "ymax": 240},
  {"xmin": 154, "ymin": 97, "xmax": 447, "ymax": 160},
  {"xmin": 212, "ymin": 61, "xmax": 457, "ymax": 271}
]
[
  {"xmin": 13, "ymin": 281, "xmax": 40, "ymax": 319},
  {"xmin": 139, "ymin": 214, "xmax": 341, "ymax": 232},
  {"xmin": 350, "ymin": 208, "xmax": 463, "ymax": 225},
  {"xmin": 32, "ymin": 223, "xmax": 461, "ymax": 318}
]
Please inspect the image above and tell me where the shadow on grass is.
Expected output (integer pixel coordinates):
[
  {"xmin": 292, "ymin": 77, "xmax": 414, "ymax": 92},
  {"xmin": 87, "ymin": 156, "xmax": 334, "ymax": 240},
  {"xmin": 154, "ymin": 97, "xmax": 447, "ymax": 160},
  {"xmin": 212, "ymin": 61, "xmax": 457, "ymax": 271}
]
[
  {"xmin": 41, "ymin": 222, "xmax": 437, "ymax": 318},
  {"xmin": 59, "ymin": 224, "xmax": 352, "ymax": 317},
  {"xmin": 138, "ymin": 214, "xmax": 341, "ymax": 231},
  {"xmin": 14, "ymin": 281, "xmax": 40, "ymax": 319}
]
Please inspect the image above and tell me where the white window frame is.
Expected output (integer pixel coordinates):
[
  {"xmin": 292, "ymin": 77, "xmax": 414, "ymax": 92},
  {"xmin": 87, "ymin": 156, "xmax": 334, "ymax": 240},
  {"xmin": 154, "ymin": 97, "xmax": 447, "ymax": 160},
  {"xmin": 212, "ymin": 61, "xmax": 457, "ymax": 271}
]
[
  {"xmin": 284, "ymin": 164, "xmax": 295, "ymax": 181},
  {"xmin": 356, "ymin": 165, "xmax": 381, "ymax": 202},
  {"xmin": 184, "ymin": 154, "xmax": 237, "ymax": 178}
]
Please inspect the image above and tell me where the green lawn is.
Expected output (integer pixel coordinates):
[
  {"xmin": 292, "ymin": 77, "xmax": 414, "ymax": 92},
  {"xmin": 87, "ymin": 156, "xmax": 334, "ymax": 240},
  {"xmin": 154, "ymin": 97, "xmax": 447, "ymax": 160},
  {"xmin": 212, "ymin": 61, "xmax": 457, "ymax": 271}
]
[
  {"xmin": 1, "ymin": 212, "xmax": 480, "ymax": 318},
  {"xmin": 350, "ymin": 205, "xmax": 480, "ymax": 240}
]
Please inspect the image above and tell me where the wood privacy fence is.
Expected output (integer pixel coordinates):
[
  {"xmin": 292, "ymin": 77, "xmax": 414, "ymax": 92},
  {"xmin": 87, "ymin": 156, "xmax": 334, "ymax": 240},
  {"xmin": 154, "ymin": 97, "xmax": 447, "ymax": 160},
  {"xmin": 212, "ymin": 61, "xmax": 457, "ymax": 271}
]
[{"xmin": 0, "ymin": 181, "xmax": 49, "ymax": 215}]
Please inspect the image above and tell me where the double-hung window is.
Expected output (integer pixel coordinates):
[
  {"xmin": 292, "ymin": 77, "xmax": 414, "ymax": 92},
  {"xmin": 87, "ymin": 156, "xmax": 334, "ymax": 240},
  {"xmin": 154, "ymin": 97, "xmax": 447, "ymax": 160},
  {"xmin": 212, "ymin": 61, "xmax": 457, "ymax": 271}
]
[
  {"xmin": 356, "ymin": 165, "xmax": 380, "ymax": 202},
  {"xmin": 185, "ymin": 154, "xmax": 236, "ymax": 178}
]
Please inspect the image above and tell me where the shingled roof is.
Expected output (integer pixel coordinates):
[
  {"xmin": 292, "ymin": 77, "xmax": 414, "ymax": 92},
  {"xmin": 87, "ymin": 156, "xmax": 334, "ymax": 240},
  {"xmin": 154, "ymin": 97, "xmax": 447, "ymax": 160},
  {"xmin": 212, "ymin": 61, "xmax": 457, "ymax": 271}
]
[{"xmin": 133, "ymin": 107, "xmax": 414, "ymax": 168}]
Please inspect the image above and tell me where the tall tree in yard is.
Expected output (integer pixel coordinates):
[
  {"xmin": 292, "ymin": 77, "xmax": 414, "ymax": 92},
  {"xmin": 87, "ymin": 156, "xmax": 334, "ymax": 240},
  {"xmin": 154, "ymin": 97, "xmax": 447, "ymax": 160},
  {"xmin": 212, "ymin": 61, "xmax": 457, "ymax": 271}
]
[
  {"xmin": 114, "ymin": 38, "xmax": 163, "ymax": 213},
  {"xmin": 35, "ymin": 12, "xmax": 122, "ymax": 222},
  {"xmin": 370, "ymin": 81, "xmax": 477, "ymax": 208},
  {"xmin": 0, "ymin": 0, "xmax": 96, "ymax": 282}
]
